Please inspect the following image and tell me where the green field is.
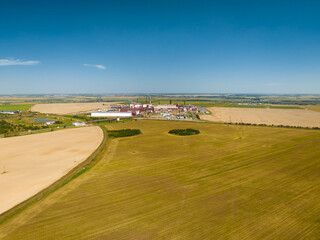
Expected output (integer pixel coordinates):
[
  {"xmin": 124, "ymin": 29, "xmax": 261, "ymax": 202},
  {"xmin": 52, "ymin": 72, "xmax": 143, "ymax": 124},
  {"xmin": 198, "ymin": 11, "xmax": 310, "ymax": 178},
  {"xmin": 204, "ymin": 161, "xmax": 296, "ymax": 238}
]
[
  {"xmin": 148, "ymin": 98, "xmax": 302, "ymax": 109},
  {"xmin": 0, "ymin": 104, "xmax": 34, "ymax": 111},
  {"xmin": 0, "ymin": 120, "xmax": 320, "ymax": 239}
]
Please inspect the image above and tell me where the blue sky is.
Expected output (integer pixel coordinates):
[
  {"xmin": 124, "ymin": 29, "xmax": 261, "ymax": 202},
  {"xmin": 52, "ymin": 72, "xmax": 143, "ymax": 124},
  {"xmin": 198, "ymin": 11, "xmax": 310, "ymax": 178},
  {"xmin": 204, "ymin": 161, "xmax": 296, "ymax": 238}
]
[{"xmin": 0, "ymin": 0, "xmax": 319, "ymax": 94}]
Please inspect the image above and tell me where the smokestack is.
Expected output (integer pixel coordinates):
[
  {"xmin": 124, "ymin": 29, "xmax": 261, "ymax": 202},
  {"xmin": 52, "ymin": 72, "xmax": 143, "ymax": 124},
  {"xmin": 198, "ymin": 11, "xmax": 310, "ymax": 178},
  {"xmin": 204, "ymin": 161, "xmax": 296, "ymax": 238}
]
[
  {"xmin": 170, "ymin": 99, "xmax": 172, "ymax": 105},
  {"xmin": 146, "ymin": 96, "xmax": 148, "ymax": 104},
  {"xmin": 149, "ymin": 96, "xmax": 151, "ymax": 104},
  {"xmin": 137, "ymin": 98, "xmax": 138, "ymax": 103}
]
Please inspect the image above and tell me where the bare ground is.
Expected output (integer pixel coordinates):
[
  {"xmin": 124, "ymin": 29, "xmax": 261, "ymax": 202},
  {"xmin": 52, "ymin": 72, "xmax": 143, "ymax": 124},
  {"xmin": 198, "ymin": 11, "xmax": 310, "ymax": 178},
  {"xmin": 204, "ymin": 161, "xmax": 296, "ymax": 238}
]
[
  {"xmin": 0, "ymin": 126, "xmax": 103, "ymax": 214},
  {"xmin": 201, "ymin": 107, "xmax": 320, "ymax": 128},
  {"xmin": 30, "ymin": 102, "xmax": 116, "ymax": 115}
]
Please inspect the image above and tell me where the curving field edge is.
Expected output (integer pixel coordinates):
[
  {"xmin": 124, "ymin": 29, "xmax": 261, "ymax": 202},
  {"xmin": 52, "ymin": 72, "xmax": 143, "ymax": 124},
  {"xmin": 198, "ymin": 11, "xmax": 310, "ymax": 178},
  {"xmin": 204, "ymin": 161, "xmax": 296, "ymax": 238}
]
[{"xmin": 0, "ymin": 125, "xmax": 109, "ymax": 225}]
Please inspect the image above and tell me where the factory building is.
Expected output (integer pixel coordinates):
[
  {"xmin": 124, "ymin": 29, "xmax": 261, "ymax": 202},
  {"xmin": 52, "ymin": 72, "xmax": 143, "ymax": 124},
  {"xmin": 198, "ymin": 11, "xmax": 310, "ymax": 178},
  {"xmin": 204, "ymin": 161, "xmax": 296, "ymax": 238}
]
[
  {"xmin": 31, "ymin": 118, "xmax": 56, "ymax": 125},
  {"xmin": 154, "ymin": 105, "xmax": 179, "ymax": 111},
  {"xmin": 91, "ymin": 112, "xmax": 132, "ymax": 117},
  {"xmin": 120, "ymin": 108, "xmax": 140, "ymax": 115},
  {"xmin": 72, "ymin": 122, "xmax": 86, "ymax": 126},
  {"xmin": 0, "ymin": 110, "xmax": 21, "ymax": 115},
  {"xmin": 130, "ymin": 103, "xmax": 143, "ymax": 108}
]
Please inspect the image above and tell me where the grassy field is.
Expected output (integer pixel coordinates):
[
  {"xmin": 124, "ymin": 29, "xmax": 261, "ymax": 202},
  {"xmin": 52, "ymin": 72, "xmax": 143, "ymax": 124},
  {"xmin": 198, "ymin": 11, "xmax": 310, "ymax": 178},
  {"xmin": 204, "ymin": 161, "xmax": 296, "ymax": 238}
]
[
  {"xmin": 0, "ymin": 104, "xmax": 34, "ymax": 111},
  {"xmin": 0, "ymin": 120, "xmax": 319, "ymax": 239},
  {"xmin": 0, "ymin": 111, "xmax": 76, "ymax": 138},
  {"xmin": 149, "ymin": 98, "xmax": 303, "ymax": 109},
  {"xmin": 305, "ymin": 105, "xmax": 320, "ymax": 112}
]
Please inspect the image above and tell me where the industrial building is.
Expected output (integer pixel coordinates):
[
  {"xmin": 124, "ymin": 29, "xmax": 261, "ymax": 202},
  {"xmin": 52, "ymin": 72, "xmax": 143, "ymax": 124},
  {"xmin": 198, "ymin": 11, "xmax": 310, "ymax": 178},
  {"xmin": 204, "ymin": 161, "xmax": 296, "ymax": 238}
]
[
  {"xmin": 72, "ymin": 122, "xmax": 86, "ymax": 127},
  {"xmin": 30, "ymin": 118, "xmax": 56, "ymax": 125},
  {"xmin": 0, "ymin": 110, "xmax": 21, "ymax": 115},
  {"xmin": 90, "ymin": 98, "xmax": 200, "ymax": 121},
  {"xmin": 154, "ymin": 105, "xmax": 179, "ymax": 111},
  {"xmin": 91, "ymin": 112, "xmax": 132, "ymax": 117}
]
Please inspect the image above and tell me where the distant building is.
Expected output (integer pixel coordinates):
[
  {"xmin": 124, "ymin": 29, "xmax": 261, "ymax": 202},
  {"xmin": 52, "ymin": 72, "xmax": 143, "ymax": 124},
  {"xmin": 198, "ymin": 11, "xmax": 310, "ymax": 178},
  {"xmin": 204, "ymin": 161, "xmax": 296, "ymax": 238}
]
[
  {"xmin": 30, "ymin": 118, "xmax": 55, "ymax": 125},
  {"xmin": 0, "ymin": 110, "xmax": 20, "ymax": 115},
  {"xmin": 109, "ymin": 104, "xmax": 122, "ymax": 110},
  {"xmin": 130, "ymin": 103, "xmax": 143, "ymax": 109},
  {"xmin": 176, "ymin": 114, "xmax": 186, "ymax": 119},
  {"xmin": 155, "ymin": 105, "xmax": 178, "ymax": 111},
  {"xmin": 91, "ymin": 112, "xmax": 132, "ymax": 117},
  {"xmin": 72, "ymin": 122, "xmax": 86, "ymax": 127},
  {"xmin": 120, "ymin": 108, "xmax": 140, "ymax": 115}
]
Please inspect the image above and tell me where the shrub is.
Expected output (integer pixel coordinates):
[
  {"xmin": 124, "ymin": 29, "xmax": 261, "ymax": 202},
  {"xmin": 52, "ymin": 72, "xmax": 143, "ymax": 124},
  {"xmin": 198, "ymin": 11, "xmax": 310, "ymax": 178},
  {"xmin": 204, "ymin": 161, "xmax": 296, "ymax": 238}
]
[
  {"xmin": 168, "ymin": 128, "xmax": 200, "ymax": 136},
  {"xmin": 107, "ymin": 129, "xmax": 141, "ymax": 138}
]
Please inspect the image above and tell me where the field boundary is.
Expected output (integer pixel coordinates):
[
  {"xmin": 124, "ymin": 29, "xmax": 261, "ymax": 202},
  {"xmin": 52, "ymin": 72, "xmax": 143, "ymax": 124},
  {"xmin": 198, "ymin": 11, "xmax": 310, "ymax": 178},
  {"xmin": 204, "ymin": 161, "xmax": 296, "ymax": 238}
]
[
  {"xmin": 0, "ymin": 125, "xmax": 109, "ymax": 225},
  {"xmin": 201, "ymin": 120, "xmax": 320, "ymax": 130}
]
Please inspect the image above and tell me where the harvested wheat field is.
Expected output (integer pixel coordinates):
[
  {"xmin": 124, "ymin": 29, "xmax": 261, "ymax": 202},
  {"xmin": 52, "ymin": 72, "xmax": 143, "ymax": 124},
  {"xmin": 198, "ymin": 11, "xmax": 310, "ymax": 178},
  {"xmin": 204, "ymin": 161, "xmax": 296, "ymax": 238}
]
[
  {"xmin": 30, "ymin": 102, "xmax": 115, "ymax": 114},
  {"xmin": 1, "ymin": 120, "xmax": 319, "ymax": 239},
  {"xmin": 0, "ymin": 126, "xmax": 103, "ymax": 215},
  {"xmin": 201, "ymin": 107, "xmax": 320, "ymax": 128}
]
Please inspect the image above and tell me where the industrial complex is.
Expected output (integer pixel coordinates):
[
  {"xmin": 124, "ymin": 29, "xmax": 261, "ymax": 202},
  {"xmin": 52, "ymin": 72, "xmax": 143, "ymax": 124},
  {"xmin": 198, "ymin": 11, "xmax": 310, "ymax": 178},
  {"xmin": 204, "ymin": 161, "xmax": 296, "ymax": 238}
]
[{"xmin": 90, "ymin": 97, "xmax": 200, "ymax": 121}]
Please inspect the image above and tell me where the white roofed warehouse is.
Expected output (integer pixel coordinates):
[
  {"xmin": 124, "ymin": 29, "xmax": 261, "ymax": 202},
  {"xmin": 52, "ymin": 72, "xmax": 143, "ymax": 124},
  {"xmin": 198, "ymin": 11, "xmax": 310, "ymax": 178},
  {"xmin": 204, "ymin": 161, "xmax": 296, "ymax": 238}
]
[{"xmin": 91, "ymin": 112, "xmax": 132, "ymax": 117}]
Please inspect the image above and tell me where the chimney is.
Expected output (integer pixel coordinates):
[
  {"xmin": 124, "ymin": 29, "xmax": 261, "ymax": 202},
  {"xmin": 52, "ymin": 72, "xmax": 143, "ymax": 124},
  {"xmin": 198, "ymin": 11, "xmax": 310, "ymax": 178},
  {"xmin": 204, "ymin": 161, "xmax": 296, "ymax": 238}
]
[
  {"xmin": 170, "ymin": 99, "xmax": 172, "ymax": 105},
  {"xmin": 137, "ymin": 98, "xmax": 138, "ymax": 103}
]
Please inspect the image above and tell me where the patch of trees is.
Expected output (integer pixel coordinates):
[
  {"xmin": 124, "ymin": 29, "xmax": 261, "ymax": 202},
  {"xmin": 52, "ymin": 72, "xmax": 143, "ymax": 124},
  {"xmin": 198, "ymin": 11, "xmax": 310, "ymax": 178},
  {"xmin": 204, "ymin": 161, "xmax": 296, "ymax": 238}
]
[
  {"xmin": 107, "ymin": 129, "xmax": 141, "ymax": 138},
  {"xmin": 226, "ymin": 122, "xmax": 320, "ymax": 130},
  {"xmin": 0, "ymin": 120, "xmax": 14, "ymax": 134},
  {"xmin": 0, "ymin": 120, "xmax": 46, "ymax": 136},
  {"xmin": 168, "ymin": 128, "xmax": 200, "ymax": 136},
  {"xmin": 66, "ymin": 115, "xmax": 91, "ymax": 121}
]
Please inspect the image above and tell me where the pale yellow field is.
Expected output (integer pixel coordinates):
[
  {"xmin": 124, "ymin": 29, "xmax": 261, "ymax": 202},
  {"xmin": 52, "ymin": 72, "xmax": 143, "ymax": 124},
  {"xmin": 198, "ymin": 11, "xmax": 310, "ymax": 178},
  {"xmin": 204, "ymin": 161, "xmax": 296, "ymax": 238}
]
[
  {"xmin": 201, "ymin": 107, "xmax": 320, "ymax": 128},
  {"xmin": 30, "ymin": 102, "xmax": 115, "ymax": 114},
  {"xmin": 0, "ymin": 126, "xmax": 103, "ymax": 214}
]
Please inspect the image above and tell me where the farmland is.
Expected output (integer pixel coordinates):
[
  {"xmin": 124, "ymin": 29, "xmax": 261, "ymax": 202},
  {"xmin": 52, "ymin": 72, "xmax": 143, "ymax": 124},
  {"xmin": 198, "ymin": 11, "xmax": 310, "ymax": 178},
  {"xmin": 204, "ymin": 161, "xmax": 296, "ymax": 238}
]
[
  {"xmin": 306, "ymin": 105, "xmax": 320, "ymax": 112},
  {"xmin": 30, "ymin": 102, "xmax": 116, "ymax": 115},
  {"xmin": 0, "ymin": 120, "xmax": 319, "ymax": 239},
  {"xmin": 201, "ymin": 107, "xmax": 320, "ymax": 128},
  {"xmin": 0, "ymin": 104, "xmax": 34, "ymax": 111},
  {"xmin": 0, "ymin": 126, "xmax": 103, "ymax": 215}
]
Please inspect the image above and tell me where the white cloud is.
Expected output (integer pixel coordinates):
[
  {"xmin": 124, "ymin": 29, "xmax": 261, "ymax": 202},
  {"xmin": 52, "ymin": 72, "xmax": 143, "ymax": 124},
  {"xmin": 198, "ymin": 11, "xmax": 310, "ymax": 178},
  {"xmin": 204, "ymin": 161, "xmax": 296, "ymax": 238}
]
[
  {"xmin": 0, "ymin": 58, "xmax": 40, "ymax": 66},
  {"xmin": 83, "ymin": 64, "xmax": 106, "ymax": 70}
]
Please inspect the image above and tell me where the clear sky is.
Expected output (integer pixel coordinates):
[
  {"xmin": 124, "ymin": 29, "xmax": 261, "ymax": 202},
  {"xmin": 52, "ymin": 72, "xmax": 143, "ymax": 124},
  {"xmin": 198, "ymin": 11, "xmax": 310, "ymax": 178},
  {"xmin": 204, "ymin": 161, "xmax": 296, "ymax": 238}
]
[{"xmin": 0, "ymin": 0, "xmax": 319, "ymax": 94}]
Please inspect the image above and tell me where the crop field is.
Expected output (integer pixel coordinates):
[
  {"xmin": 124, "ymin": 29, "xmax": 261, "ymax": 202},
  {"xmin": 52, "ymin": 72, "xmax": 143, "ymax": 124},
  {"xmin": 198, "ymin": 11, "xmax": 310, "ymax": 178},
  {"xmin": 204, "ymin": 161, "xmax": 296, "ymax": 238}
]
[
  {"xmin": 0, "ymin": 120, "xmax": 319, "ymax": 239},
  {"xmin": 30, "ymin": 102, "xmax": 116, "ymax": 115},
  {"xmin": 306, "ymin": 105, "xmax": 320, "ymax": 112},
  {"xmin": 0, "ymin": 104, "xmax": 34, "ymax": 111},
  {"xmin": 149, "ymin": 98, "xmax": 303, "ymax": 108},
  {"xmin": 201, "ymin": 107, "xmax": 320, "ymax": 128},
  {"xmin": 0, "ymin": 126, "xmax": 103, "ymax": 215}
]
